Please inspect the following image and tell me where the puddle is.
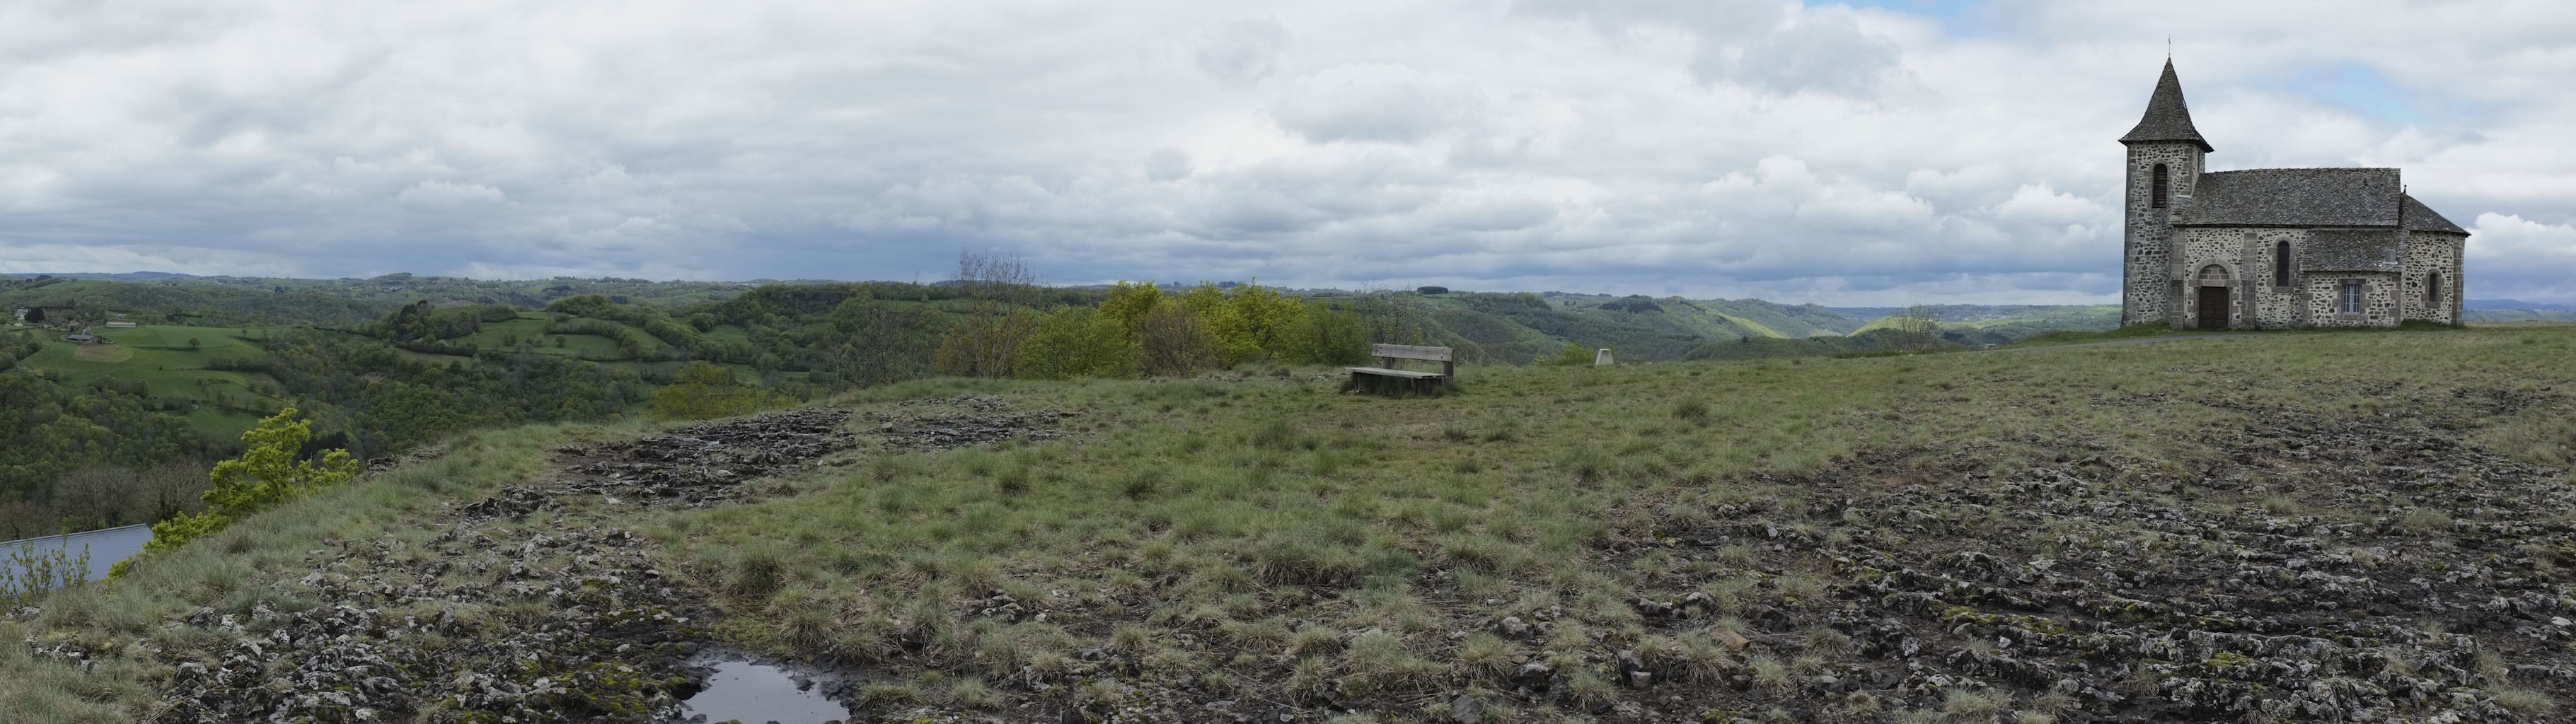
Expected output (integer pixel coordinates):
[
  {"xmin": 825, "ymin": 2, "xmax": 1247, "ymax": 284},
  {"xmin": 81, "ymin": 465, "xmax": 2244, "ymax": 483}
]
[{"xmin": 680, "ymin": 656, "xmax": 854, "ymax": 724}]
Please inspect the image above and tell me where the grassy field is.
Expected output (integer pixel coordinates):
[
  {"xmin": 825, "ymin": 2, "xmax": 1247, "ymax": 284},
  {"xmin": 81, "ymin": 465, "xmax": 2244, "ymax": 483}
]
[
  {"xmin": 15, "ymin": 325, "xmax": 290, "ymax": 431},
  {"xmin": 8, "ymin": 325, "xmax": 2576, "ymax": 722}
]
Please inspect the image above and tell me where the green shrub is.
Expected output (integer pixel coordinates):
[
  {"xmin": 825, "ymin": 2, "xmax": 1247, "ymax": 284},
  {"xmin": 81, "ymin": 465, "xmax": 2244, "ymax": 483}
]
[{"xmin": 117, "ymin": 407, "xmax": 359, "ymax": 578}]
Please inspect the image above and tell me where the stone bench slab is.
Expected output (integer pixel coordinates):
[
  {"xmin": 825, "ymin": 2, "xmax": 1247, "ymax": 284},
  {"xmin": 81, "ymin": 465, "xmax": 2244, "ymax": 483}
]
[{"xmin": 1345, "ymin": 367, "xmax": 1445, "ymax": 379}]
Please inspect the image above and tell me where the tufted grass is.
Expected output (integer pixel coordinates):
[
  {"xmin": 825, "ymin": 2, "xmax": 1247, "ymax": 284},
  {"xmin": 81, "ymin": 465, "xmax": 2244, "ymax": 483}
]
[
  {"xmin": 4, "ymin": 323, "xmax": 2572, "ymax": 721},
  {"xmin": 0, "ymin": 421, "xmax": 628, "ymax": 723},
  {"xmin": 637, "ymin": 322, "xmax": 2576, "ymax": 715}
]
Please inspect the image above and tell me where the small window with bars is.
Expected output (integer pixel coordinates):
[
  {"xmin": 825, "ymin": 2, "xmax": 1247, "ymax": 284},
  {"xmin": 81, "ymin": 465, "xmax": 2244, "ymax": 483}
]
[
  {"xmin": 2151, "ymin": 164, "xmax": 2169, "ymax": 209},
  {"xmin": 2339, "ymin": 279, "xmax": 2365, "ymax": 315}
]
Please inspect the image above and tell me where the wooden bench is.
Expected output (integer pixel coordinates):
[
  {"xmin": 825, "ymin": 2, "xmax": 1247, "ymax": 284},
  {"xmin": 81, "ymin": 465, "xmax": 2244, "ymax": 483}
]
[{"xmin": 1346, "ymin": 344, "xmax": 1455, "ymax": 395}]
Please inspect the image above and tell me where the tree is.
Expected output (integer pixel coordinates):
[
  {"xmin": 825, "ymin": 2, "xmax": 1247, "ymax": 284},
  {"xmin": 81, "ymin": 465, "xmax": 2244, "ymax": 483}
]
[
  {"xmin": 1099, "ymin": 281, "xmax": 1164, "ymax": 334},
  {"xmin": 118, "ymin": 407, "xmax": 358, "ymax": 576},
  {"xmin": 1017, "ymin": 308, "xmax": 1137, "ymax": 380},
  {"xmin": 1889, "ymin": 304, "xmax": 1941, "ymax": 351},
  {"xmin": 935, "ymin": 251, "xmax": 1042, "ymax": 378},
  {"xmin": 186, "ymin": 337, "xmax": 201, "ymax": 350},
  {"xmin": 652, "ymin": 361, "xmax": 766, "ymax": 420},
  {"xmin": 1286, "ymin": 303, "xmax": 1371, "ymax": 366},
  {"xmin": 933, "ymin": 308, "xmax": 1036, "ymax": 378},
  {"xmin": 50, "ymin": 467, "xmax": 138, "ymax": 532},
  {"xmin": 1135, "ymin": 300, "xmax": 1223, "ymax": 376},
  {"xmin": 1225, "ymin": 282, "xmax": 1308, "ymax": 362}
]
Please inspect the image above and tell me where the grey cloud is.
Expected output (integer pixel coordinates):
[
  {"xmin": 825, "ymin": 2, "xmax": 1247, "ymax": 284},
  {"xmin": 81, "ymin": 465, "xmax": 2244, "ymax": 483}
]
[
  {"xmin": 1723, "ymin": 10, "xmax": 1899, "ymax": 95},
  {"xmin": 1269, "ymin": 64, "xmax": 1482, "ymax": 144},
  {"xmin": 1145, "ymin": 147, "xmax": 1193, "ymax": 182},
  {"xmin": 0, "ymin": 1, "xmax": 2571, "ymax": 305},
  {"xmin": 1195, "ymin": 18, "xmax": 1291, "ymax": 84}
]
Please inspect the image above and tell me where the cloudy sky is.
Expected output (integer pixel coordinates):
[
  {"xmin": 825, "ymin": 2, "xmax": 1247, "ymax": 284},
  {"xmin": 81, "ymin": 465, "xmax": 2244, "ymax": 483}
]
[{"xmin": 3, "ymin": 0, "xmax": 2573, "ymax": 304}]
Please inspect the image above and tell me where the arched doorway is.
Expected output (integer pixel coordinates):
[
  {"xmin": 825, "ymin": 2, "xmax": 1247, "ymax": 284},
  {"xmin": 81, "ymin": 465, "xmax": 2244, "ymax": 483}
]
[{"xmin": 2196, "ymin": 265, "xmax": 2231, "ymax": 330}]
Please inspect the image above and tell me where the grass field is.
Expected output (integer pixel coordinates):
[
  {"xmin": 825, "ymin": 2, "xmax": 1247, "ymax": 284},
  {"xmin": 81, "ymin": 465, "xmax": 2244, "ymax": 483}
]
[
  {"xmin": 8, "ymin": 324, "xmax": 2576, "ymax": 722},
  {"xmin": 461, "ymin": 313, "xmax": 633, "ymax": 358},
  {"xmin": 11, "ymin": 325, "xmax": 301, "ymax": 442}
]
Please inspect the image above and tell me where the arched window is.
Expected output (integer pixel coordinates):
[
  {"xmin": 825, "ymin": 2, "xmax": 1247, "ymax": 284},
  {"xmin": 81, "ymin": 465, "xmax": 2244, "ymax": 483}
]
[
  {"xmin": 2427, "ymin": 272, "xmax": 2442, "ymax": 307},
  {"xmin": 2274, "ymin": 240, "xmax": 2292, "ymax": 286},
  {"xmin": 2151, "ymin": 164, "xmax": 2170, "ymax": 209}
]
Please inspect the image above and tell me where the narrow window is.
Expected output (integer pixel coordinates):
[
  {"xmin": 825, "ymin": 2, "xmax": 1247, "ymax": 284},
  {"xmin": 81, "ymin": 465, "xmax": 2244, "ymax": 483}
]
[
  {"xmin": 2340, "ymin": 279, "xmax": 2364, "ymax": 315},
  {"xmin": 2273, "ymin": 240, "xmax": 2292, "ymax": 286},
  {"xmin": 2426, "ymin": 272, "xmax": 2442, "ymax": 307},
  {"xmin": 2151, "ymin": 164, "xmax": 2170, "ymax": 209}
]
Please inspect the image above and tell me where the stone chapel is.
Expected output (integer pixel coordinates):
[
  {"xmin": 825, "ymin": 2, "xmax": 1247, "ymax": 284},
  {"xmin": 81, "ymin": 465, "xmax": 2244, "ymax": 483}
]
[{"xmin": 2120, "ymin": 60, "xmax": 2467, "ymax": 329}]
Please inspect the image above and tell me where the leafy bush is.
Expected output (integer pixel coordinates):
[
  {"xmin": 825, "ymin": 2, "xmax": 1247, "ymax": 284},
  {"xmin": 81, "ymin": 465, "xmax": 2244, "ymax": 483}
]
[
  {"xmin": 116, "ymin": 407, "xmax": 359, "ymax": 577},
  {"xmin": 1546, "ymin": 343, "xmax": 1597, "ymax": 366},
  {"xmin": 3, "ymin": 539, "xmax": 91, "ymax": 607},
  {"xmin": 1017, "ymin": 308, "xmax": 1138, "ymax": 380},
  {"xmin": 652, "ymin": 361, "xmax": 771, "ymax": 420}
]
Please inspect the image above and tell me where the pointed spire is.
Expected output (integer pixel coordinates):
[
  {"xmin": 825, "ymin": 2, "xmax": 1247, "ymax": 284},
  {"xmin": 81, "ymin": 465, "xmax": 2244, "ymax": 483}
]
[{"xmin": 2120, "ymin": 59, "xmax": 2214, "ymax": 153}]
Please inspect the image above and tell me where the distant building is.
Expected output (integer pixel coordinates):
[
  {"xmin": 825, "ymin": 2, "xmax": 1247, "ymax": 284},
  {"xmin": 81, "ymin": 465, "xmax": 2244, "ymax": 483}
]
[{"xmin": 2120, "ymin": 61, "xmax": 2467, "ymax": 329}]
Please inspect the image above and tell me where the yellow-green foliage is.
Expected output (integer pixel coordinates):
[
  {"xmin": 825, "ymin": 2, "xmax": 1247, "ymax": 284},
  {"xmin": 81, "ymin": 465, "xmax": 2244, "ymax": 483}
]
[
  {"xmin": 1099, "ymin": 281, "xmax": 1164, "ymax": 334},
  {"xmin": 1222, "ymin": 282, "xmax": 1309, "ymax": 361},
  {"xmin": 652, "ymin": 361, "xmax": 773, "ymax": 420},
  {"xmin": 1017, "ymin": 307, "xmax": 1138, "ymax": 380},
  {"xmin": 1013, "ymin": 281, "xmax": 1351, "ymax": 380},
  {"xmin": 117, "ymin": 407, "xmax": 358, "ymax": 576}
]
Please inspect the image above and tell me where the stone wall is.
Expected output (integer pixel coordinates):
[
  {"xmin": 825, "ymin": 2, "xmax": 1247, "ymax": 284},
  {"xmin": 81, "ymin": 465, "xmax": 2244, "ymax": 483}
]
[
  {"xmin": 2250, "ymin": 228, "xmax": 2311, "ymax": 328},
  {"xmin": 2303, "ymin": 272, "xmax": 2400, "ymax": 327},
  {"xmin": 2172, "ymin": 226, "xmax": 2312, "ymax": 329},
  {"xmin": 2174, "ymin": 229, "xmax": 2241, "ymax": 328},
  {"xmin": 2400, "ymin": 232, "xmax": 2466, "ymax": 323},
  {"xmin": 2122, "ymin": 144, "xmax": 2204, "ymax": 325}
]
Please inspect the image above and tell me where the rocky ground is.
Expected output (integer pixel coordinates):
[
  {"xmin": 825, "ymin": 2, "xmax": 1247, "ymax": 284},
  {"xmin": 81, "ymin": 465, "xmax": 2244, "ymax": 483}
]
[
  {"xmin": 822, "ymin": 391, "xmax": 2576, "ymax": 724},
  {"xmin": 871, "ymin": 395, "xmax": 1079, "ymax": 452},
  {"xmin": 1580, "ymin": 392, "xmax": 2576, "ymax": 723},
  {"xmin": 131, "ymin": 409, "xmax": 872, "ymax": 723},
  {"xmin": 55, "ymin": 385, "xmax": 2576, "ymax": 723}
]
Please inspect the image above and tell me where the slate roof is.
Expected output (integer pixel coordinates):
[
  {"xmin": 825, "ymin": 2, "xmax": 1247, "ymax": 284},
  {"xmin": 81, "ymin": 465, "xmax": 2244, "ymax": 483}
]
[
  {"xmin": 0, "ymin": 524, "xmax": 153, "ymax": 585},
  {"xmin": 2120, "ymin": 61, "xmax": 2213, "ymax": 153},
  {"xmin": 2173, "ymin": 168, "xmax": 2402, "ymax": 227},
  {"xmin": 2301, "ymin": 229, "xmax": 2403, "ymax": 272},
  {"xmin": 2171, "ymin": 168, "xmax": 2471, "ymax": 235},
  {"xmin": 2403, "ymin": 195, "xmax": 2468, "ymax": 235}
]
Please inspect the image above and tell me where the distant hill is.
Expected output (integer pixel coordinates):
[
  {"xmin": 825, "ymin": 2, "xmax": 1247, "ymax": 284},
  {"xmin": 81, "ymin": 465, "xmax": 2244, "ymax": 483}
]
[
  {"xmin": 2465, "ymin": 309, "xmax": 2576, "ymax": 322},
  {"xmin": 2467, "ymin": 298, "xmax": 2576, "ymax": 311}
]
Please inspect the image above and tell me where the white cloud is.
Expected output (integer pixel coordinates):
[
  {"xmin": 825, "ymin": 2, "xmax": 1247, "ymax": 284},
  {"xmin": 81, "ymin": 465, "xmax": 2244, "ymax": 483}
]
[
  {"xmin": 398, "ymin": 180, "xmax": 506, "ymax": 207},
  {"xmin": 0, "ymin": 0, "xmax": 2570, "ymax": 304}
]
